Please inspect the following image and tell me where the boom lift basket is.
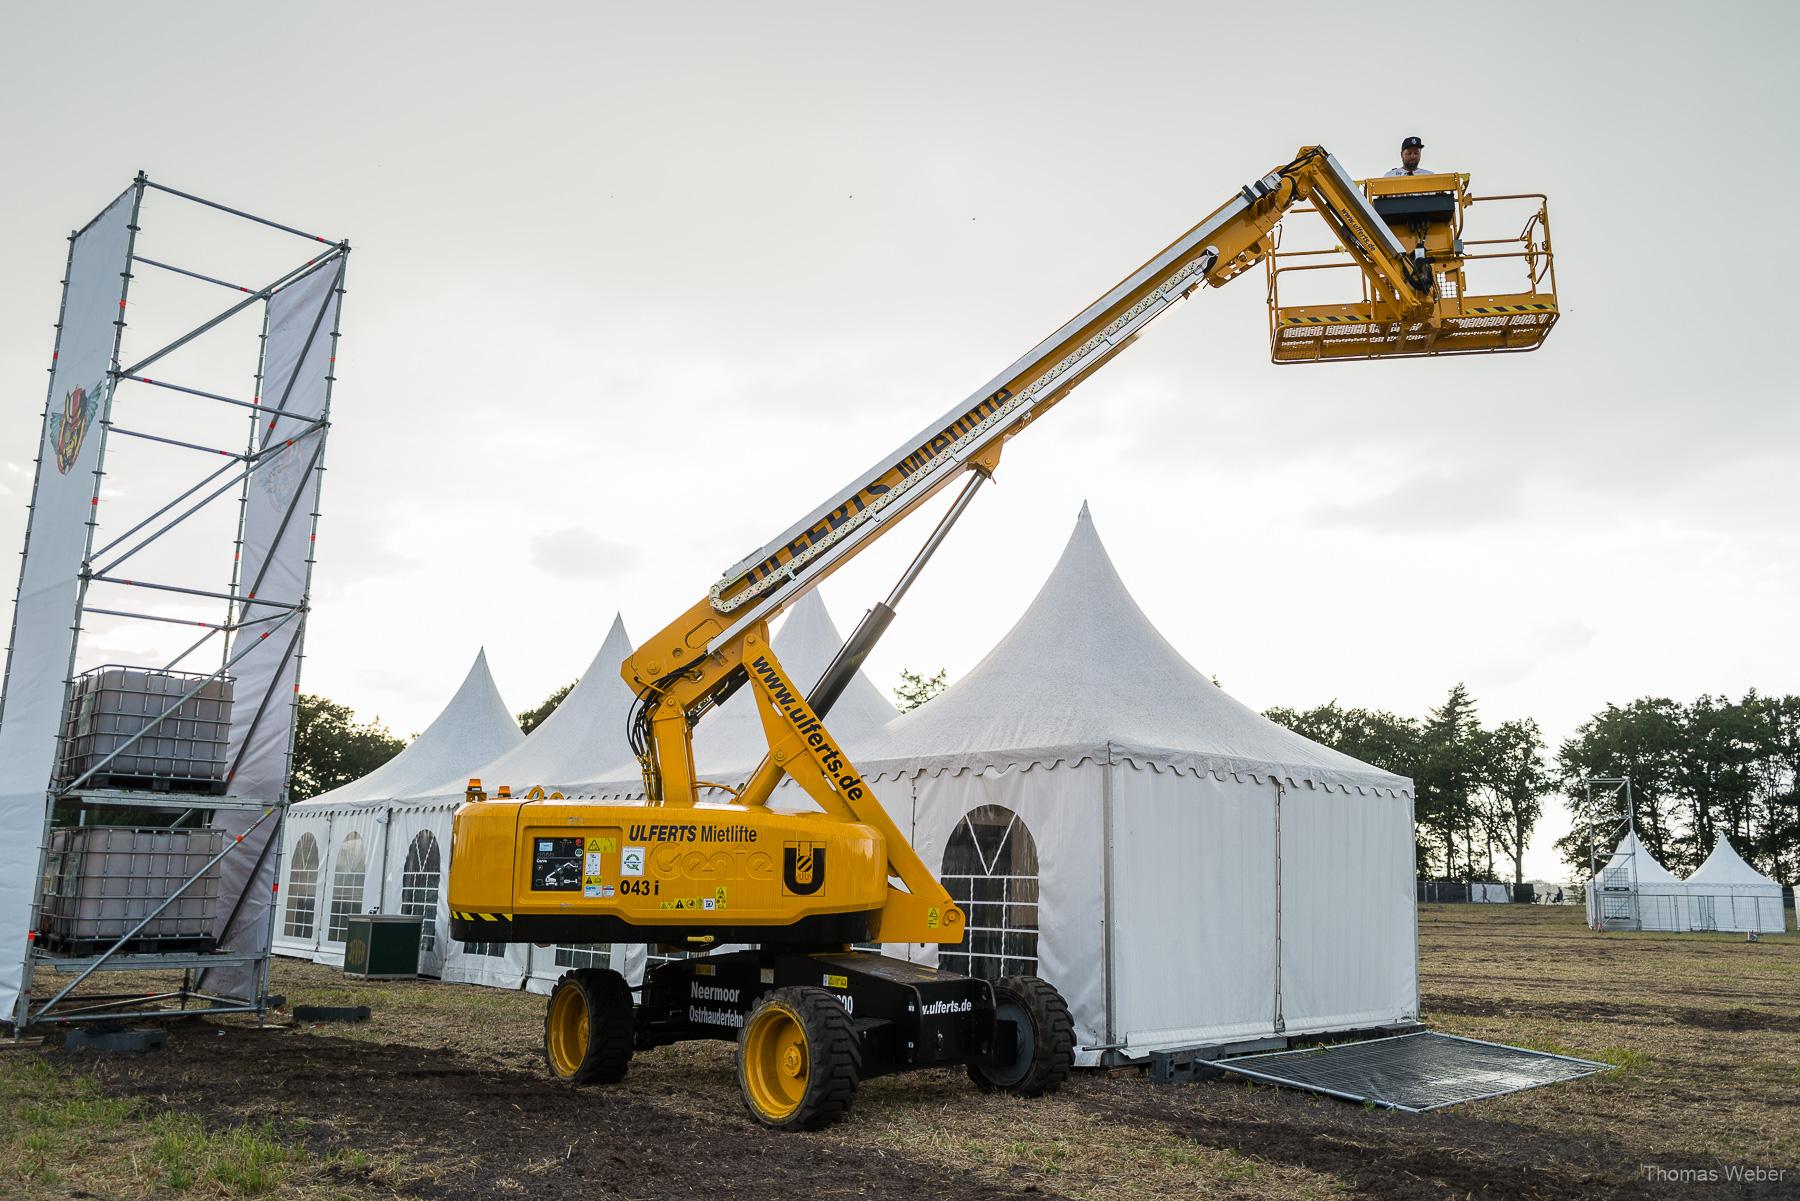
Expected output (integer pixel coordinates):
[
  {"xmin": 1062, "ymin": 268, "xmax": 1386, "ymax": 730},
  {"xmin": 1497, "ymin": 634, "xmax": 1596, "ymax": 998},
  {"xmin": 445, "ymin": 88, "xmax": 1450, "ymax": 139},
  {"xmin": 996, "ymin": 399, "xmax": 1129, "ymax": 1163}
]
[{"xmin": 1267, "ymin": 172, "xmax": 1558, "ymax": 363}]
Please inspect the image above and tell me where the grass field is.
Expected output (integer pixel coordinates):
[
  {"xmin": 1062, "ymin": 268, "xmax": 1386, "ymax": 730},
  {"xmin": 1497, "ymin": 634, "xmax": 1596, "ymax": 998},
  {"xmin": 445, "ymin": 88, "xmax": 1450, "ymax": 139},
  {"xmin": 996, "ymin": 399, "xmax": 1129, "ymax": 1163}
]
[{"xmin": 2, "ymin": 904, "xmax": 1795, "ymax": 1200}]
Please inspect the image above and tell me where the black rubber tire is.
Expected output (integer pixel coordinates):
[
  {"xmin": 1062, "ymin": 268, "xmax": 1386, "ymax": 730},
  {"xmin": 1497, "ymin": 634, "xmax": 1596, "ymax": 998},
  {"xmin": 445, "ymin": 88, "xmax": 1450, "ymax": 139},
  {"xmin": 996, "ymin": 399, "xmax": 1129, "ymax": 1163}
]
[
  {"xmin": 544, "ymin": 967, "xmax": 635, "ymax": 1085},
  {"xmin": 967, "ymin": 975, "xmax": 1074, "ymax": 1097},
  {"xmin": 737, "ymin": 986, "xmax": 861, "ymax": 1131}
]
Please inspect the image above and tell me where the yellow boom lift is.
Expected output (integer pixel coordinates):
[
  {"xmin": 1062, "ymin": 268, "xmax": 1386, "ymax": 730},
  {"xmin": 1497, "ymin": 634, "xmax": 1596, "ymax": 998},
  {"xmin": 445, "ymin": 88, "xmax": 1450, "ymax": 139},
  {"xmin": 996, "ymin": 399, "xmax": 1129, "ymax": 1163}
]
[{"xmin": 449, "ymin": 146, "xmax": 1557, "ymax": 1129}]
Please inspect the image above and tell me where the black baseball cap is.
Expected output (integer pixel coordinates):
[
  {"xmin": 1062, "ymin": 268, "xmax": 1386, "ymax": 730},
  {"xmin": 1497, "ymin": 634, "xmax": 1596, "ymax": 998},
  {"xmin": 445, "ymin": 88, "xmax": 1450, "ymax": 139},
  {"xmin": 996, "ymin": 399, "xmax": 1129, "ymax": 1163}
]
[{"xmin": 1401, "ymin": 136, "xmax": 1424, "ymax": 149}]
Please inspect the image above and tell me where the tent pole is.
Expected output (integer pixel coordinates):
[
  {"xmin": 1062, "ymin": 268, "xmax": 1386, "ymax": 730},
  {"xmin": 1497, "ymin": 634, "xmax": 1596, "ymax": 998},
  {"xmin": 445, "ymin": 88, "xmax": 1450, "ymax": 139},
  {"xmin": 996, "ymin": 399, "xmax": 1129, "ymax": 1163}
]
[
  {"xmin": 1407, "ymin": 783, "xmax": 1420, "ymax": 1021},
  {"xmin": 1100, "ymin": 741, "xmax": 1117, "ymax": 1058},
  {"xmin": 1272, "ymin": 780, "xmax": 1285, "ymax": 1034}
]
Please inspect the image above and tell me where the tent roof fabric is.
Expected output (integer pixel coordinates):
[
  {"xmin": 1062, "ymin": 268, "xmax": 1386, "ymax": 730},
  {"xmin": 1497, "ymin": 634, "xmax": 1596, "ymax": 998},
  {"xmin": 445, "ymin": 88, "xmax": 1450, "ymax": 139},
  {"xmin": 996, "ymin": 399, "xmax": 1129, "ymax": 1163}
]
[
  {"xmin": 692, "ymin": 589, "xmax": 897, "ymax": 778},
  {"xmin": 1597, "ymin": 832, "xmax": 1683, "ymax": 886},
  {"xmin": 430, "ymin": 613, "xmax": 640, "ymax": 798},
  {"xmin": 295, "ymin": 649, "xmax": 522, "ymax": 809},
  {"xmin": 852, "ymin": 504, "xmax": 1411, "ymax": 796},
  {"xmin": 1688, "ymin": 836, "xmax": 1780, "ymax": 887}
]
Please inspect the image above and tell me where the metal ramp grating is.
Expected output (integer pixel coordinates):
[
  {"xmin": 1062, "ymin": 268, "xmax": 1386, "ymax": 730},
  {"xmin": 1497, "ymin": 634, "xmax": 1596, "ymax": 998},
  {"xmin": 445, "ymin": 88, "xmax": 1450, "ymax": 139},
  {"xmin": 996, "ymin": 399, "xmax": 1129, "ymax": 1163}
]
[{"xmin": 1215, "ymin": 1032, "xmax": 1608, "ymax": 1112}]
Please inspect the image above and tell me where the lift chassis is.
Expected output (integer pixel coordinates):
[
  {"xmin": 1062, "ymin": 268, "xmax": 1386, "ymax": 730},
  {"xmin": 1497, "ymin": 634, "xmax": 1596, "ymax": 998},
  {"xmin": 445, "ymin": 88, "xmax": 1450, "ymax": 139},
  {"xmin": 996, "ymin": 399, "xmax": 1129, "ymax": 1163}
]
[
  {"xmin": 452, "ymin": 785, "xmax": 1077, "ymax": 1127},
  {"xmin": 642, "ymin": 950, "xmax": 995, "ymax": 1061},
  {"xmin": 544, "ymin": 950, "xmax": 1072, "ymax": 1131}
]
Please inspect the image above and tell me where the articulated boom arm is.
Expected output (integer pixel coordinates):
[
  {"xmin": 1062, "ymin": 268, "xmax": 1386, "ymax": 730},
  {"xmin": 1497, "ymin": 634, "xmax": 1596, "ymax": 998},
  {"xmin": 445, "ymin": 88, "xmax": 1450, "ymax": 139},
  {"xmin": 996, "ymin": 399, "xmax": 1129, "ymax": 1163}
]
[{"xmin": 619, "ymin": 146, "xmax": 1435, "ymax": 939}]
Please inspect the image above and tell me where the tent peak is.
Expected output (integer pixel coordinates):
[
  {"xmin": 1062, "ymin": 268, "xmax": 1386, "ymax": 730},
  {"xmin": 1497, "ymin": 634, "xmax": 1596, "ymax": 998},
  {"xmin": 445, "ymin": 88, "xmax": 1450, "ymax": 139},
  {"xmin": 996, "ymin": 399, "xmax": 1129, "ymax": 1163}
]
[
  {"xmin": 1601, "ymin": 832, "xmax": 1683, "ymax": 885},
  {"xmin": 852, "ymin": 491, "xmax": 1409, "ymax": 794},
  {"xmin": 295, "ymin": 645, "xmax": 523, "ymax": 805},
  {"xmin": 1689, "ymin": 833, "xmax": 1779, "ymax": 886},
  {"xmin": 418, "ymin": 615, "xmax": 641, "ymax": 798}
]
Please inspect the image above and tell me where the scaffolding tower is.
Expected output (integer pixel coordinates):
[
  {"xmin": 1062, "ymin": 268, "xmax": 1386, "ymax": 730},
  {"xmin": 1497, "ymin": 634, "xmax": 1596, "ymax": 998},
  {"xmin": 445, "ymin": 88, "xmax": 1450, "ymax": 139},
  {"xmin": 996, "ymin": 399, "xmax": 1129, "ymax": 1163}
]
[
  {"xmin": 1584, "ymin": 777, "xmax": 1639, "ymax": 931},
  {"xmin": 1, "ymin": 174, "xmax": 348, "ymax": 1031}
]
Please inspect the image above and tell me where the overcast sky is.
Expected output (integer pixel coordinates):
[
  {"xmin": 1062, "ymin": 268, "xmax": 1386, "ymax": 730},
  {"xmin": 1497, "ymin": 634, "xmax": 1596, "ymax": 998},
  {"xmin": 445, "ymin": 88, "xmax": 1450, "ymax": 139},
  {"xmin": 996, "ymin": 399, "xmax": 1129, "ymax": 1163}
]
[{"xmin": 4, "ymin": 3, "xmax": 1796, "ymax": 879}]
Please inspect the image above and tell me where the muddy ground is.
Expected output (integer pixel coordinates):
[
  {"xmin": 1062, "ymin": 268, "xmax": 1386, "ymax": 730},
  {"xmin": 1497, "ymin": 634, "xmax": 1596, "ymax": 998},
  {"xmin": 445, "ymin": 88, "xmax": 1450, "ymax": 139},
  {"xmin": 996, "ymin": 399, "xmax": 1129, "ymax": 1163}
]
[{"xmin": 18, "ymin": 905, "xmax": 1800, "ymax": 1200}]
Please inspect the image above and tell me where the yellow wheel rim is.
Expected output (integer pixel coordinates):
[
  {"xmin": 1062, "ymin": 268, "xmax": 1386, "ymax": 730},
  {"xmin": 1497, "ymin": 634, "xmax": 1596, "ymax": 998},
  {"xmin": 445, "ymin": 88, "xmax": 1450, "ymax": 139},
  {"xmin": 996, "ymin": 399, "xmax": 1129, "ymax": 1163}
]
[
  {"xmin": 547, "ymin": 984, "xmax": 589, "ymax": 1077},
  {"xmin": 743, "ymin": 1003, "xmax": 808, "ymax": 1120}
]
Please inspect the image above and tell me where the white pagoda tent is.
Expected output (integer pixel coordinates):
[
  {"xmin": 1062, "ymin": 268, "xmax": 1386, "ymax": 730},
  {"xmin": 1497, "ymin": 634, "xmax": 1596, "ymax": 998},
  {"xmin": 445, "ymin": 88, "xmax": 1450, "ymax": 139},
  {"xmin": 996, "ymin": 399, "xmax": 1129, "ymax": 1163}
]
[
  {"xmin": 846, "ymin": 504, "xmax": 1418, "ymax": 1064},
  {"xmin": 276, "ymin": 649, "xmax": 523, "ymax": 973},
  {"xmin": 1686, "ymin": 836, "xmax": 1786, "ymax": 934},
  {"xmin": 271, "ymin": 510, "xmax": 1424, "ymax": 1066},
  {"xmin": 441, "ymin": 614, "xmax": 641, "ymax": 800},
  {"xmin": 1586, "ymin": 831, "xmax": 1688, "ymax": 931}
]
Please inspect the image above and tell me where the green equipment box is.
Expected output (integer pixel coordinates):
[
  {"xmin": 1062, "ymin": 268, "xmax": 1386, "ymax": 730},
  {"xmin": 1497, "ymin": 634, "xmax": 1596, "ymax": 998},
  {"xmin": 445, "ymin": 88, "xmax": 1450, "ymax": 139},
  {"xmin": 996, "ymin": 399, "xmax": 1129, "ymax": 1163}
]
[{"xmin": 343, "ymin": 914, "xmax": 424, "ymax": 980}]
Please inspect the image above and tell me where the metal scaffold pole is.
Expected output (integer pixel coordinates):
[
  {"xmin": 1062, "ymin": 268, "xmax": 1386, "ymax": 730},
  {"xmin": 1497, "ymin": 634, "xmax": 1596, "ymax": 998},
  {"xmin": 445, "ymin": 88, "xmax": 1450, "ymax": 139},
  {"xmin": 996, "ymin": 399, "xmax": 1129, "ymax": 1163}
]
[{"xmin": 1581, "ymin": 777, "xmax": 1633, "ymax": 932}]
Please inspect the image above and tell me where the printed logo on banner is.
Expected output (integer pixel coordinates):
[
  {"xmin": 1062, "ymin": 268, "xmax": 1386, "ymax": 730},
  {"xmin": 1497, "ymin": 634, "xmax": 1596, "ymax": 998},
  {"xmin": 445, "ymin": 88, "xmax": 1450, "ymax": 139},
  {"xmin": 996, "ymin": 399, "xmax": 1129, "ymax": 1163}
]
[
  {"xmin": 257, "ymin": 432, "xmax": 315, "ymax": 509},
  {"xmin": 48, "ymin": 381, "xmax": 103, "ymax": 475}
]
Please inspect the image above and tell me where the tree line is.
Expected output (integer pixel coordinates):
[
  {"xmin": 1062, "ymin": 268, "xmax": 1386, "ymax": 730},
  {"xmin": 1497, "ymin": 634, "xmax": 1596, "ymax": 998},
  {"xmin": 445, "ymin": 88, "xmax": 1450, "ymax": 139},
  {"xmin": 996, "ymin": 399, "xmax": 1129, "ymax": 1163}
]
[
  {"xmin": 1266, "ymin": 687, "xmax": 1798, "ymax": 886},
  {"xmin": 1266, "ymin": 684, "xmax": 1546, "ymax": 884},
  {"xmin": 1549, "ymin": 693, "xmax": 1798, "ymax": 883}
]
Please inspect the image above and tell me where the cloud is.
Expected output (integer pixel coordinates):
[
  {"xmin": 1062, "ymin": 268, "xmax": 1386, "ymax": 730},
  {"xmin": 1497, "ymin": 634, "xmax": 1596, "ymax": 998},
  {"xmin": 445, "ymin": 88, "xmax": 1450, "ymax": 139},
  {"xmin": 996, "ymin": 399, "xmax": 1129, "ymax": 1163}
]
[
  {"xmin": 319, "ymin": 519, "xmax": 421, "ymax": 581},
  {"xmin": 1474, "ymin": 618, "xmax": 1599, "ymax": 690},
  {"xmin": 1308, "ymin": 470, "xmax": 1523, "ymax": 533},
  {"xmin": 528, "ymin": 527, "xmax": 642, "ymax": 581}
]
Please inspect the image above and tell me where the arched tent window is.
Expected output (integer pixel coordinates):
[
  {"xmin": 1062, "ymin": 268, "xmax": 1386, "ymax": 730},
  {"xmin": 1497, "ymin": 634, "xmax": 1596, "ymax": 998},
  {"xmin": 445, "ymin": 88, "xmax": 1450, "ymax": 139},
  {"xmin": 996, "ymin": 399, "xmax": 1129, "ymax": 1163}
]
[
  {"xmin": 283, "ymin": 833, "xmax": 320, "ymax": 939},
  {"xmin": 939, "ymin": 805, "xmax": 1039, "ymax": 980},
  {"xmin": 399, "ymin": 831, "xmax": 441, "ymax": 954},
  {"xmin": 327, "ymin": 832, "xmax": 367, "ymax": 942}
]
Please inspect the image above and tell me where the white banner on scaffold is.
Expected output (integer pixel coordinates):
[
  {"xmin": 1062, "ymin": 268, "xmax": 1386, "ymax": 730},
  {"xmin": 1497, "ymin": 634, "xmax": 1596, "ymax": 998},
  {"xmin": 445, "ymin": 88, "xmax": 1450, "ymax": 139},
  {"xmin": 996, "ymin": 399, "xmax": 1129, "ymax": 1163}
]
[
  {"xmin": 0, "ymin": 187, "xmax": 138, "ymax": 1024},
  {"xmin": 204, "ymin": 256, "xmax": 342, "ymax": 998}
]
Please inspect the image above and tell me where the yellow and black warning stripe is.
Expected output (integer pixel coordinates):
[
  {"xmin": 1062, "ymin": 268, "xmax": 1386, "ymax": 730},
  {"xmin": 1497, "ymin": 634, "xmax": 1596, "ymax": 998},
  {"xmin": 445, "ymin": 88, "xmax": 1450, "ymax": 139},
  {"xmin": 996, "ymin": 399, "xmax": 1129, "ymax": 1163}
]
[
  {"xmin": 452, "ymin": 910, "xmax": 511, "ymax": 922},
  {"xmin": 1281, "ymin": 313, "xmax": 1371, "ymax": 326},
  {"xmin": 1467, "ymin": 303, "xmax": 1555, "ymax": 314}
]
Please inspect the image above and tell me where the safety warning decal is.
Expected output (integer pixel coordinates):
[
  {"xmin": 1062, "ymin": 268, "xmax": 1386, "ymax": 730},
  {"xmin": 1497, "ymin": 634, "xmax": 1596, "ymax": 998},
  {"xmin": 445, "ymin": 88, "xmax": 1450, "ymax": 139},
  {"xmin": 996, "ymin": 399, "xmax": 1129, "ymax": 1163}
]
[{"xmin": 583, "ymin": 846, "xmax": 606, "ymax": 898}]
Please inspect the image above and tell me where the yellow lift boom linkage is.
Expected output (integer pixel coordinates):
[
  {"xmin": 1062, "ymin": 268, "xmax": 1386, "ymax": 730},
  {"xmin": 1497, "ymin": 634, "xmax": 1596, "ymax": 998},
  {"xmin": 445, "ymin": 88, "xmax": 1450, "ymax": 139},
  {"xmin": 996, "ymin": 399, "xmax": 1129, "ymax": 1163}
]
[{"xmin": 446, "ymin": 145, "xmax": 1557, "ymax": 1129}]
